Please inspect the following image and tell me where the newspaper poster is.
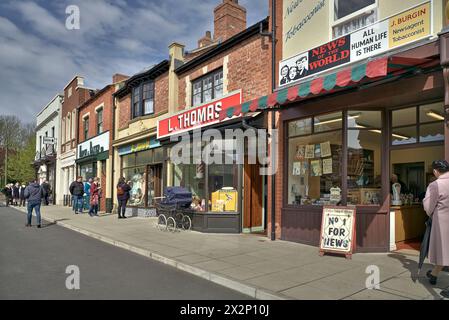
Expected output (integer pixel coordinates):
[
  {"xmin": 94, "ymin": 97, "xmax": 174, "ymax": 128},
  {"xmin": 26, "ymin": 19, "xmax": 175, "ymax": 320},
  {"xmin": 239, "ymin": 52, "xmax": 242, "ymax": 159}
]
[
  {"xmin": 311, "ymin": 160, "xmax": 322, "ymax": 177},
  {"xmin": 305, "ymin": 145, "xmax": 315, "ymax": 159},
  {"xmin": 295, "ymin": 145, "xmax": 305, "ymax": 160},
  {"xmin": 323, "ymin": 158, "xmax": 333, "ymax": 175},
  {"xmin": 321, "ymin": 141, "xmax": 332, "ymax": 157},
  {"xmin": 292, "ymin": 162, "xmax": 301, "ymax": 176}
]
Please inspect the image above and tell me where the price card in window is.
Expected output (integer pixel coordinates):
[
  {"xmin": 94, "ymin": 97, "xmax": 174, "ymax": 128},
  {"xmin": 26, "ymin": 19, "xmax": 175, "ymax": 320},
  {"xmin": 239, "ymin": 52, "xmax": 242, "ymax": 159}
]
[{"xmin": 319, "ymin": 206, "xmax": 356, "ymax": 259}]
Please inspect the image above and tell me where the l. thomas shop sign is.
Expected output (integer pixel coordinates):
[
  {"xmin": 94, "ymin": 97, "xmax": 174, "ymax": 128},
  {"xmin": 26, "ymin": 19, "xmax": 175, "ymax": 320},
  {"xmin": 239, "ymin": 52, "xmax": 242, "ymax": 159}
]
[
  {"xmin": 157, "ymin": 91, "xmax": 241, "ymax": 139},
  {"xmin": 77, "ymin": 131, "xmax": 110, "ymax": 160}
]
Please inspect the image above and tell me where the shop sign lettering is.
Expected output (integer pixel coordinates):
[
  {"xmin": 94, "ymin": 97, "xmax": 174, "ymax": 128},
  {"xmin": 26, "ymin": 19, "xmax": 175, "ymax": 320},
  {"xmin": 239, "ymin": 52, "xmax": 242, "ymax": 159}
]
[
  {"xmin": 280, "ymin": 1, "xmax": 431, "ymax": 87},
  {"xmin": 319, "ymin": 207, "xmax": 356, "ymax": 255},
  {"xmin": 76, "ymin": 131, "xmax": 109, "ymax": 160}
]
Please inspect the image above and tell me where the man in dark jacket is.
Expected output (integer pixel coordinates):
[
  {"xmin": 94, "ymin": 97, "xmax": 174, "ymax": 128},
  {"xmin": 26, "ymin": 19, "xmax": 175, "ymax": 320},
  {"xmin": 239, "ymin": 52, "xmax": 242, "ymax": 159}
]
[
  {"xmin": 70, "ymin": 176, "xmax": 85, "ymax": 214},
  {"xmin": 41, "ymin": 179, "xmax": 51, "ymax": 205},
  {"xmin": 19, "ymin": 182, "xmax": 27, "ymax": 207},
  {"xmin": 2, "ymin": 184, "xmax": 12, "ymax": 206},
  {"xmin": 24, "ymin": 180, "xmax": 45, "ymax": 228},
  {"xmin": 116, "ymin": 177, "xmax": 131, "ymax": 219}
]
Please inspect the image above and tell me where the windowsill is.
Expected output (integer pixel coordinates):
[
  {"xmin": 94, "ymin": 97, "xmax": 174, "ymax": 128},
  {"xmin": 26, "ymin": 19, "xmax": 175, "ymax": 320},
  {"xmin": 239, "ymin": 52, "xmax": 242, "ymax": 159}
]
[{"xmin": 128, "ymin": 110, "xmax": 168, "ymax": 125}]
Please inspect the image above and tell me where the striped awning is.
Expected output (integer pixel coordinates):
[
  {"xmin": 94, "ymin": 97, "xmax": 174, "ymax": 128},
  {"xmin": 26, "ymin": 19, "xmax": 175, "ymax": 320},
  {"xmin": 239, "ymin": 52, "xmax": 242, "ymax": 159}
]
[{"xmin": 219, "ymin": 56, "xmax": 418, "ymax": 120}]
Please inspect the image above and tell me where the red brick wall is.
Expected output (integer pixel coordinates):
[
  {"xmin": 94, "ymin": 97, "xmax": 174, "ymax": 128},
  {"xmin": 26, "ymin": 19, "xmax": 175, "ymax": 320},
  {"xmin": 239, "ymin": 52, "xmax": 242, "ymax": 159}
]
[
  {"xmin": 155, "ymin": 72, "xmax": 169, "ymax": 114},
  {"xmin": 118, "ymin": 94, "xmax": 131, "ymax": 130},
  {"xmin": 77, "ymin": 86, "xmax": 114, "ymax": 143},
  {"xmin": 177, "ymin": 33, "xmax": 271, "ymax": 111}
]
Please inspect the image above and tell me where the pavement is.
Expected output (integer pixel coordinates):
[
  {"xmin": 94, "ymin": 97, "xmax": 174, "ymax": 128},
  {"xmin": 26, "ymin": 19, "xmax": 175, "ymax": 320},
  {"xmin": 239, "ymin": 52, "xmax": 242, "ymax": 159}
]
[
  {"xmin": 3, "ymin": 203, "xmax": 449, "ymax": 300},
  {"xmin": 0, "ymin": 206, "xmax": 251, "ymax": 300}
]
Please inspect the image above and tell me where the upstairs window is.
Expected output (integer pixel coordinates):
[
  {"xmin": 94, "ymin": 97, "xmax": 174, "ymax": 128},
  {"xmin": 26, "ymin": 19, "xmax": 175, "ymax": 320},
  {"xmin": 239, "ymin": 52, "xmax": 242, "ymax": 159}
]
[
  {"xmin": 83, "ymin": 117, "xmax": 89, "ymax": 140},
  {"xmin": 192, "ymin": 69, "xmax": 223, "ymax": 106},
  {"xmin": 96, "ymin": 108, "xmax": 103, "ymax": 134},
  {"xmin": 332, "ymin": 0, "xmax": 377, "ymax": 38},
  {"xmin": 132, "ymin": 81, "xmax": 154, "ymax": 119}
]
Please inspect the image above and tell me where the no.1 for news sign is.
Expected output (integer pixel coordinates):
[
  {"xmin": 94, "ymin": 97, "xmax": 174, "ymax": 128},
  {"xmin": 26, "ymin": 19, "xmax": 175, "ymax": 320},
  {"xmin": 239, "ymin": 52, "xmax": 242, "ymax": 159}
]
[{"xmin": 319, "ymin": 206, "xmax": 356, "ymax": 259}]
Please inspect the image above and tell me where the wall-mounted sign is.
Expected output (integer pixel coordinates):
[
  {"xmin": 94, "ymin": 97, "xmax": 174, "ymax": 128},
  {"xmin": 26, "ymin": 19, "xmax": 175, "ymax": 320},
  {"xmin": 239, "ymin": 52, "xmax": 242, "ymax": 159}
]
[
  {"xmin": 118, "ymin": 137, "xmax": 161, "ymax": 156},
  {"xmin": 157, "ymin": 91, "xmax": 242, "ymax": 139},
  {"xmin": 319, "ymin": 206, "xmax": 356, "ymax": 258},
  {"xmin": 280, "ymin": 1, "xmax": 431, "ymax": 87},
  {"xmin": 77, "ymin": 131, "xmax": 109, "ymax": 160},
  {"xmin": 43, "ymin": 137, "xmax": 56, "ymax": 145}
]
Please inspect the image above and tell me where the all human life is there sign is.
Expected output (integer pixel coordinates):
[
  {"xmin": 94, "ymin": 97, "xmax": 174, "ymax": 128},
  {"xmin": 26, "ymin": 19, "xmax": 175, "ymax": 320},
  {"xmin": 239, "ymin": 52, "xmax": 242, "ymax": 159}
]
[{"xmin": 319, "ymin": 207, "xmax": 356, "ymax": 255}]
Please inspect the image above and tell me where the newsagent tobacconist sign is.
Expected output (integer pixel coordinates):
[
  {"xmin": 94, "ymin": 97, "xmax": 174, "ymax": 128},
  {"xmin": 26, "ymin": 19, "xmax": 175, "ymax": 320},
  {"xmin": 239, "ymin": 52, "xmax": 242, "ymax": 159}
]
[
  {"xmin": 77, "ymin": 131, "xmax": 109, "ymax": 160},
  {"xmin": 157, "ymin": 91, "xmax": 241, "ymax": 139},
  {"xmin": 279, "ymin": 1, "xmax": 431, "ymax": 87},
  {"xmin": 319, "ymin": 206, "xmax": 356, "ymax": 258}
]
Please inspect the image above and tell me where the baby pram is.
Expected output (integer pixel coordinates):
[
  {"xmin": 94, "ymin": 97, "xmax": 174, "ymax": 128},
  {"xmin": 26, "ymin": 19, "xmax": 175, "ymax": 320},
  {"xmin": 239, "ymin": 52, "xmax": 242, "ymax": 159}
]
[{"xmin": 155, "ymin": 187, "xmax": 194, "ymax": 231}]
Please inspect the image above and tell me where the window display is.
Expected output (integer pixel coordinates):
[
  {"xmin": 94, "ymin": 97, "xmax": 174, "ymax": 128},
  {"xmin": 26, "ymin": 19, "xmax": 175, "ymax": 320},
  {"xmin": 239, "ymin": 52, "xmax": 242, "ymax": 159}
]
[
  {"xmin": 288, "ymin": 116, "xmax": 342, "ymax": 206},
  {"xmin": 123, "ymin": 167, "xmax": 146, "ymax": 207}
]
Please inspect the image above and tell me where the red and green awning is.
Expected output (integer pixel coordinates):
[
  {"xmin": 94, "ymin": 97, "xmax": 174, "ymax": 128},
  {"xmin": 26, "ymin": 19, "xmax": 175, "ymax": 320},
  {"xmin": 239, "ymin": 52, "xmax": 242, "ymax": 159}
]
[{"xmin": 220, "ymin": 57, "xmax": 389, "ymax": 120}]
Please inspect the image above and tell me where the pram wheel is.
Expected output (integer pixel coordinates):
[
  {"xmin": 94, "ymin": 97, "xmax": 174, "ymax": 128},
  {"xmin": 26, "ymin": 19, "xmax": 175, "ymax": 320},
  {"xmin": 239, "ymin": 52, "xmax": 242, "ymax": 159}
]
[
  {"xmin": 157, "ymin": 214, "xmax": 167, "ymax": 231},
  {"xmin": 167, "ymin": 216, "xmax": 177, "ymax": 232},
  {"xmin": 182, "ymin": 215, "xmax": 192, "ymax": 231}
]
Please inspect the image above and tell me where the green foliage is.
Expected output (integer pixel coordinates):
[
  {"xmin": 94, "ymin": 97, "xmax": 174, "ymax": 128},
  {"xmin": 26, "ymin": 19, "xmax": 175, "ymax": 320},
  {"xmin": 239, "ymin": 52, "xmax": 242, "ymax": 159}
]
[{"xmin": 7, "ymin": 135, "xmax": 36, "ymax": 184}]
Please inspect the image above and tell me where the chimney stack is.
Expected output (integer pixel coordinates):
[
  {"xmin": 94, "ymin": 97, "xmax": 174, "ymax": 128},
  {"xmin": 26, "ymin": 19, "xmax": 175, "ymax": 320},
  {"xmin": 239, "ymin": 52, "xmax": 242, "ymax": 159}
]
[
  {"xmin": 112, "ymin": 74, "xmax": 129, "ymax": 84},
  {"xmin": 214, "ymin": 0, "xmax": 246, "ymax": 42},
  {"xmin": 198, "ymin": 31, "xmax": 213, "ymax": 48}
]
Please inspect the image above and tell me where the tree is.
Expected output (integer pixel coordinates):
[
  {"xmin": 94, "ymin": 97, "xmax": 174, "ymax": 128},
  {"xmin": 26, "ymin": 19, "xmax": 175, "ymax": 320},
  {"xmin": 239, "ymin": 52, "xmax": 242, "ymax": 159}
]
[{"xmin": 7, "ymin": 135, "xmax": 36, "ymax": 184}]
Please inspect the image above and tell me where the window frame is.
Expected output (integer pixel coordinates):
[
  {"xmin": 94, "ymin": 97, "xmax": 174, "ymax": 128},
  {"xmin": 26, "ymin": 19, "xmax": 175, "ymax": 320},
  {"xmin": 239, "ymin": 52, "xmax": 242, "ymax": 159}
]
[
  {"xmin": 330, "ymin": 0, "xmax": 378, "ymax": 39},
  {"xmin": 96, "ymin": 107, "xmax": 103, "ymax": 135},
  {"xmin": 191, "ymin": 68, "xmax": 224, "ymax": 106},
  {"xmin": 83, "ymin": 116, "xmax": 89, "ymax": 140},
  {"xmin": 131, "ymin": 80, "xmax": 155, "ymax": 119}
]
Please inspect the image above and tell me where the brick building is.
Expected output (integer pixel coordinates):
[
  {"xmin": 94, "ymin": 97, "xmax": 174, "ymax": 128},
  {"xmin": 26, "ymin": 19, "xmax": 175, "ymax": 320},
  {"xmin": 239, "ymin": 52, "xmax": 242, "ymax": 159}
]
[
  {"xmin": 76, "ymin": 74, "xmax": 128, "ymax": 213},
  {"xmin": 156, "ymin": 0, "xmax": 273, "ymax": 233},
  {"xmin": 57, "ymin": 76, "xmax": 95, "ymax": 206}
]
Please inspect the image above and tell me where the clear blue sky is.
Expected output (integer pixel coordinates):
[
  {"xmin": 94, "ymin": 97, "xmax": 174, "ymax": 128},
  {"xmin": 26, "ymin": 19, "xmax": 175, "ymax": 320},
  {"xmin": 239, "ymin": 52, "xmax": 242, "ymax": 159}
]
[{"xmin": 0, "ymin": 0, "xmax": 268, "ymax": 120}]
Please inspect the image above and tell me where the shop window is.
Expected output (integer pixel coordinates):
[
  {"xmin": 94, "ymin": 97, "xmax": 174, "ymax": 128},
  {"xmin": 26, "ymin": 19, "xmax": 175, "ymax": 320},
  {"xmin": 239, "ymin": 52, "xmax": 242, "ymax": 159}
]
[
  {"xmin": 122, "ymin": 154, "xmax": 135, "ymax": 168},
  {"xmin": 314, "ymin": 112, "xmax": 343, "ymax": 133},
  {"xmin": 96, "ymin": 108, "xmax": 103, "ymax": 134},
  {"xmin": 79, "ymin": 163, "xmax": 97, "ymax": 181},
  {"xmin": 347, "ymin": 117, "xmax": 382, "ymax": 205},
  {"xmin": 191, "ymin": 69, "xmax": 223, "ymax": 106},
  {"xmin": 332, "ymin": 0, "xmax": 377, "ymax": 38},
  {"xmin": 123, "ymin": 166, "xmax": 146, "ymax": 207},
  {"xmin": 287, "ymin": 127, "xmax": 343, "ymax": 206},
  {"xmin": 136, "ymin": 150, "xmax": 153, "ymax": 166},
  {"xmin": 392, "ymin": 104, "xmax": 445, "ymax": 145},
  {"xmin": 288, "ymin": 118, "xmax": 312, "ymax": 137},
  {"xmin": 348, "ymin": 110, "xmax": 381, "ymax": 129},
  {"xmin": 173, "ymin": 163, "xmax": 206, "ymax": 202}
]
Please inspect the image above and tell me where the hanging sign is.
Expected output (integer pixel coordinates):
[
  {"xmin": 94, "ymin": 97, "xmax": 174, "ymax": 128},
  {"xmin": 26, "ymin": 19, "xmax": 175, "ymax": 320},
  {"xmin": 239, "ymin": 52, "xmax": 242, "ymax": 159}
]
[
  {"xmin": 279, "ymin": 1, "xmax": 431, "ymax": 87},
  {"xmin": 319, "ymin": 206, "xmax": 356, "ymax": 259}
]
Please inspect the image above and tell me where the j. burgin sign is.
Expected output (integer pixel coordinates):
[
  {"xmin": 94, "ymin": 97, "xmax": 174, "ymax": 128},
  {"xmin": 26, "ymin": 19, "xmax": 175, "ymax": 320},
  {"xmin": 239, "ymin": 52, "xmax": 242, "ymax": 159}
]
[{"xmin": 76, "ymin": 131, "xmax": 110, "ymax": 160}]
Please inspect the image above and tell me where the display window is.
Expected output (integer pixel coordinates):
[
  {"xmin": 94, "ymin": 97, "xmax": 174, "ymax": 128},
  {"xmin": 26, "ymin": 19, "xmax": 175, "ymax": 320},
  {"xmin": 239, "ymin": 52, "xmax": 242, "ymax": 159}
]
[
  {"xmin": 79, "ymin": 162, "xmax": 97, "ymax": 181},
  {"xmin": 123, "ymin": 166, "xmax": 146, "ymax": 207}
]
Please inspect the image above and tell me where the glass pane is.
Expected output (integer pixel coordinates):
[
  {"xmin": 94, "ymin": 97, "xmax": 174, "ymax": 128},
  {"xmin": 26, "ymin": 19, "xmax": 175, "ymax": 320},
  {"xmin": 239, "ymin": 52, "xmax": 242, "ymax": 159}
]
[
  {"xmin": 203, "ymin": 77, "xmax": 213, "ymax": 90},
  {"xmin": 348, "ymin": 111, "xmax": 381, "ymax": 129},
  {"xmin": 122, "ymin": 154, "xmax": 135, "ymax": 168},
  {"xmin": 203, "ymin": 88, "xmax": 212, "ymax": 103},
  {"xmin": 287, "ymin": 131, "xmax": 342, "ymax": 206},
  {"xmin": 173, "ymin": 163, "xmax": 205, "ymax": 208},
  {"xmin": 391, "ymin": 126, "xmax": 417, "ymax": 145},
  {"xmin": 193, "ymin": 81, "xmax": 201, "ymax": 95},
  {"xmin": 214, "ymin": 71, "xmax": 223, "ymax": 86},
  {"xmin": 136, "ymin": 150, "xmax": 152, "ymax": 166},
  {"xmin": 79, "ymin": 163, "xmax": 96, "ymax": 181},
  {"xmin": 420, "ymin": 102, "xmax": 445, "ymax": 123},
  {"xmin": 154, "ymin": 148, "xmax": 164, "ymax": 163},
  {"xmin": 209, "ymin": 163, "xmax": 238, "ymax": 212},
  {"xmin": 314, "ymin": 112, "xmax": 343, "ymax": 133},
  {"xmin": 214, "ymin": 84, "xmax": 223, "ymax": 99},
  {"xmin": 334, "ymin": 0, "xmax": 375, "ymax": 20},
  {"xmin": 144, "ymin": 99, "xmax": 154, "ymax": 115},
  {"xmin": 123, "ymin": 167, "xmax": 146, "ymax": 207},
  {"xmin": 288, "ymin": 118, "xmax": 312, "ymax": 137},
  {"xmin": 392, "ymin": 107, "xmax": 416, "ymax": 127},
  {"xmin": 347, "ymin": 130, "xmax": 382, "ymax": 205},
  {"xmin": 193, "ymin": 93, "xmax": 202, "ymax": 106},
  {"xmin": 420, "ymin": 122, "xmax": 445, "ymax": 142}
]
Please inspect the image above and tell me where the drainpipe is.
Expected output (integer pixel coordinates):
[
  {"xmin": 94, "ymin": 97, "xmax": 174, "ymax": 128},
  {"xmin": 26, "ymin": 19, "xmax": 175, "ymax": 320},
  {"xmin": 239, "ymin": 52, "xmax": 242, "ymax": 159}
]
[
  {"xmin": 110, "ymin": 95, "xmax": 116, "ymax": 213},
  {"xmin": 259, "ymin": 1, "xmax": 277, "ymax": 241}
]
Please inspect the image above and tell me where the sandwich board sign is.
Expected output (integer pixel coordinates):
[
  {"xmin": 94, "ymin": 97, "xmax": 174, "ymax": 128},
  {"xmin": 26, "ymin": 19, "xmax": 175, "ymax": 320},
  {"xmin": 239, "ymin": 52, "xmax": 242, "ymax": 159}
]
[{"xmin": 319, "ymin": 206, "xmax": 356, "ymax": 259}]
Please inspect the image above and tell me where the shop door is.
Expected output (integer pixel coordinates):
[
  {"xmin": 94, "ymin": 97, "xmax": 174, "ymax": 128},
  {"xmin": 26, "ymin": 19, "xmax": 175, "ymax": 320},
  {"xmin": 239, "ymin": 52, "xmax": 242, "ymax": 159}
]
[
  {"xmin": 243, "ymin": 162, "xmax": 263, "ymax": 232},
  {"xmin": 147, "ymin": 164, "xmax": 163, "ymax": 206}
]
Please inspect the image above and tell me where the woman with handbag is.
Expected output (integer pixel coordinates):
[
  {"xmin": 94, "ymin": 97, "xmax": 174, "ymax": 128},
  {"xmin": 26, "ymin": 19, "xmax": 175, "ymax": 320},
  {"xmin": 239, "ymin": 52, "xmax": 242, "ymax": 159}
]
[
  {"xmin": 89, "ymin": 177, "xmax": 101, "ymax": 217},
  {"xmin": 423, "ymin": 160, "xmax": 449, "ymax": 292}
]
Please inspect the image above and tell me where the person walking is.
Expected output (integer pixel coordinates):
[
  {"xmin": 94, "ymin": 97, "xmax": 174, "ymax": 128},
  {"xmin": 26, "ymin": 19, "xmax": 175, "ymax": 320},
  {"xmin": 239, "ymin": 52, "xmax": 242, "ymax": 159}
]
[
  {"xmin": 84, "ymin": 178, "xmax": 92, "ymax": 213},
  {"xmin": 2, "ymin": 184, "xmax": 12, "ymax": 206},
  {"xmin": 19, "ymin": 182, "xmax": 27, "ymax": 207},
  {"xmin": 423, "ymin": 160, "xmax": 449, "ymax": 296},
  {"xmin": 89, "ymin": 177, "xmax": 101, "ymax": 217},
  {"xmin": 24, "ymin": 180, "xmax": 45, "ymax": 228},
  {"xmin": 12, "ymin": 182, "xmax": 20, "ymax": 206},
  {"xmin": 116, "ymin": 177, "xmax": 131, "ymax": 219},
  {"xmin": 41, "ymin": 179, "xmax": 51, "ymax": 205},
  {"xmin": 69, "ymin": 176, "xmax": 85, "ymax": 214}
]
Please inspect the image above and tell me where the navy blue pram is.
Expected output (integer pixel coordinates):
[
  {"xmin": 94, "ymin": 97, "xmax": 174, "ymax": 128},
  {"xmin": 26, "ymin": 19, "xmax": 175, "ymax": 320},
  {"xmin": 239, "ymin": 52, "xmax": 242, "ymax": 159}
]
[{"xmin": 162, "ymin": 187, "xmax": 192, "ymax": 208}]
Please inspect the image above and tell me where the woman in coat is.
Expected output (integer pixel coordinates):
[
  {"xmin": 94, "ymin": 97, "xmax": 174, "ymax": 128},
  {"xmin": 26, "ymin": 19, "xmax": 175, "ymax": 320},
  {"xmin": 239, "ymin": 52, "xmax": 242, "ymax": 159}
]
[
  {"xmin": 89, "ymin": 177, "xmax": 101, "ymax": 217},
  {"xmin": 423, "ymin": 160, "xmax": 449, "ymax": 286},
  {"xmin": 12, "ymin": 182, "xmax": 20, "ymax": 206}
]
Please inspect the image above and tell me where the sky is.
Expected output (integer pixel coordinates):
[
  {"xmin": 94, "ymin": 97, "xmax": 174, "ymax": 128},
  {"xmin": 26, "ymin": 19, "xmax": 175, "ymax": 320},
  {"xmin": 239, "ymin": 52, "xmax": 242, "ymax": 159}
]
[{"xmin": 0, "ymin": 0, "xmax": 268, "ymax": 121}]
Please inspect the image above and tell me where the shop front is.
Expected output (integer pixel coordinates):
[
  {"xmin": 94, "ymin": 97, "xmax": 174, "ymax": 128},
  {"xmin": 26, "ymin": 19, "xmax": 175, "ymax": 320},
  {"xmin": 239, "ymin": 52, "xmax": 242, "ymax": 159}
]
[
  {"xmin": 117, "ymin": 137, "xmax": 165, "ymax": 217},
  {"xmin": 33, "ymin": 144, "xmax": 57, "ymax": 204},
  {"xmin": 76, "ymin": 131, "xmax": 110, "ymax": 211},
  {"xmin": 158, "ymin": 92, "xmax": 266, "ymax": 234}
]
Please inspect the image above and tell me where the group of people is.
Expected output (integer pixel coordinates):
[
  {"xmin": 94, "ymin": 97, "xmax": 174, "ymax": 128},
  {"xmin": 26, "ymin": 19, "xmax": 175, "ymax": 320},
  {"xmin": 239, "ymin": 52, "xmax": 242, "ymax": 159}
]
[
  {"xmin": 2, "ymin": 179, "xmax": 51, "ymax": 207},
  {"xmin": 69, "ymin": 176, "xmax": 102, "ymax": 217}
]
